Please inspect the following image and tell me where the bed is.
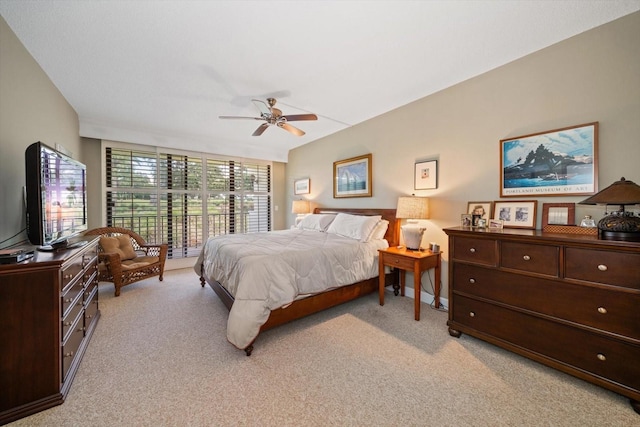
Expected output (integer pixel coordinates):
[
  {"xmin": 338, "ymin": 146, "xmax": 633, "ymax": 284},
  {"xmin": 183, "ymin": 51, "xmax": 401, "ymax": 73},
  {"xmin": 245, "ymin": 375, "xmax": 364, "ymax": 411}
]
[{"xmin": 196, "ymin": 207, "xmax": 399, "ymax": 355}]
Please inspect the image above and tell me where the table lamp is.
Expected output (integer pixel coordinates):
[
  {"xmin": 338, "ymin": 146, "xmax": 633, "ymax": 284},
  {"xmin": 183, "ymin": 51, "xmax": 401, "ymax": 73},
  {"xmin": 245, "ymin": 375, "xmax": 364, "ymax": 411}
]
[
  {"xmin": 292, "ymin": 199, "xmax": 311, "ymax": 226},
  {"xmin": 396, "ymin": 196, "xmax": 430, "ymax": 250},
  {"xmin": 578, "ymin": 177, "xmax": 640, "ymax": 241}
]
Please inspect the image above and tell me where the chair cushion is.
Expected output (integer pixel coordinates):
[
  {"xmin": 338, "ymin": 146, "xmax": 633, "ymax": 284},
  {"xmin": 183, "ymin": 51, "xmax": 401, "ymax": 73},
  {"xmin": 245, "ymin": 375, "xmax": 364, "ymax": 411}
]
[
  {"xmin": 121, "ymin": 256, "xmax": 159, "ymax": 270},
  {"xmin": 99, "ymin": 235, "xmax": 137, "ymax": 260}
]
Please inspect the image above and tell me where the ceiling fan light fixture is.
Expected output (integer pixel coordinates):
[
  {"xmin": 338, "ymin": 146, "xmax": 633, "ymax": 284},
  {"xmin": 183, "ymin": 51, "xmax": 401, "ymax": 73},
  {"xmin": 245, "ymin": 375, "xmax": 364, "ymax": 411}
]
[{"xmin": 220, "ymin": 97, "xmax": 317, "ymax": 137}]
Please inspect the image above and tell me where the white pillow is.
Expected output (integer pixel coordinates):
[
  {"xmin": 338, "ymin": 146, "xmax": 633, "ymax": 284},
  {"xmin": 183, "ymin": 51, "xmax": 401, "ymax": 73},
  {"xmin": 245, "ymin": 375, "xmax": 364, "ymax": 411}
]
[
  {"xmin": 326, "ymin": 213, "xmax": 382, "ymax": 242},
  {"xmin": 366, "ymin": 219, "xmax": 389, "ymax": 242},
  {"xmin": 297, "ymin": 214, "xmax": 336, "ymax": 232}
]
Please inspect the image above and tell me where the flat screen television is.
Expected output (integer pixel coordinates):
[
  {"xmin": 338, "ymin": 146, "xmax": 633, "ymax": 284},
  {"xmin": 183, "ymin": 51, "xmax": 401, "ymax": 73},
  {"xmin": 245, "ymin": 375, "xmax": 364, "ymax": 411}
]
[{"xmin": 25, "ymin": 142, "xmax": 88, "ymax": 250}]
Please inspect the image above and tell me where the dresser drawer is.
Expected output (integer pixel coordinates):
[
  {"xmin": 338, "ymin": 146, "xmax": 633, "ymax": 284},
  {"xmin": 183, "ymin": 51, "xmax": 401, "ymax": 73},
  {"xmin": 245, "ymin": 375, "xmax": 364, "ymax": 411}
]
[
  {"xmin": 452, "ymin": 263, "xmax": 640, "ymax": 338},
  {"xmin": 501, "ymin": 242, "xmax": 559, "ymax": 277},
  {"xmin": 61, "ymin": 257, "xmax": 84, "ymax": 290},
  {"xmin": 84, "ymin": 287, "xmax": 99, "ymax": 332},
  {"xmin": 62, "ymin": 314, "xmax": 84, "ymax": 381},
  {"xmin": 452, "ymin": 237, "xmax": 498, "ymax": 266},
  {"xmin": 62, "ymin": 298, "xmax": 84, "ymax": 341},
  {"xmin": 565, "ymin": 247, "xmax": 640, "ymax": 290},
  {"xmin": 61, "ymin": 279, "xmax": 84, "ymax": 318},
  {"xmin": 452, "ymin": 295, "xmax": 640, "ymax": 390}
]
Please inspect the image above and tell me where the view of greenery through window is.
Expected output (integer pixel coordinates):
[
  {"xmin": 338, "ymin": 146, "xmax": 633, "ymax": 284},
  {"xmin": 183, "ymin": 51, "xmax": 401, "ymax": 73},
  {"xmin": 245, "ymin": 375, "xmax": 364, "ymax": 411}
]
[{"xmin": 105, "ymin": 147, "xmax": 271, "ymax": 259}]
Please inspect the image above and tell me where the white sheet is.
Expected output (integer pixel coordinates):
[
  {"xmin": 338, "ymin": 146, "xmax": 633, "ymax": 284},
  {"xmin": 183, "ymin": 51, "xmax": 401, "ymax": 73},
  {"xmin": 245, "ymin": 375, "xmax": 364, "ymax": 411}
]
[{"xmin": 194, "ymin": 228, "xmax": 388, "ymax": 349}]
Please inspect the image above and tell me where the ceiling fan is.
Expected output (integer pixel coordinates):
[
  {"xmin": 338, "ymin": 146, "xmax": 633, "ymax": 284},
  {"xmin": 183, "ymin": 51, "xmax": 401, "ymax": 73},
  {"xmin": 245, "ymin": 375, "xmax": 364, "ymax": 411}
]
[{"xmin": 219, "ymin": 98, "xmax": 318, "ymax": 136}]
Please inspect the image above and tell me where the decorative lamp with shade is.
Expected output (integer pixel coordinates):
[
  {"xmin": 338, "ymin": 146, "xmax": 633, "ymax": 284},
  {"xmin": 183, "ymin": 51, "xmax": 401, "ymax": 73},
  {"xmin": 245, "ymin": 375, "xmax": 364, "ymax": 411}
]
[
  {"xmin": 396, "ymin": 196, "xmax": 430, "ymax": 250},
  {"xmin": 578, "ymin": 177, "xmax": 640, "ymax": 241},
  {"xmin": 292, "ymin": 199, "xmax": 311, "ymax": 226}
]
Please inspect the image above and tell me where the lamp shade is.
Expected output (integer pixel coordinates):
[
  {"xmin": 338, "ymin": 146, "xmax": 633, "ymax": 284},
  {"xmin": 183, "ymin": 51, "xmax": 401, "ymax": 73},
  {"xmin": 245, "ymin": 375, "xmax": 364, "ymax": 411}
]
[
  {"xmin": 579, "ymin": 177, "xmax": 640, "ymax": 206},
  {"xmin": 291, "ymin": 200, "xmax": 310, "ymax": 214},
  {"xmin": 396, "ymin": 196, "xmax": 430, "ymax": 219}
]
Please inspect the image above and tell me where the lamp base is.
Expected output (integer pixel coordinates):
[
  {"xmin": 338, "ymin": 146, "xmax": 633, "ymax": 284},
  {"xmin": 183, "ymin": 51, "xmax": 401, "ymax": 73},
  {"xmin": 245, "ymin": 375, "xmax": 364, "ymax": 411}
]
[
  {"xmin": 598, "ymin": 212, "xmax": 640, "ymax": 241},
  {"xmin": 401, "ymin": 224, "xmax": 426, "ymax": 250}
]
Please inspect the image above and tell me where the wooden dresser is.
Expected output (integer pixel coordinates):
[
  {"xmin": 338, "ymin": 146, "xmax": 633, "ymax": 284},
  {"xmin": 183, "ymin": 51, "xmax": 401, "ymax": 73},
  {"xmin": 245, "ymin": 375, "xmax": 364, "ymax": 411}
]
[
  {"xmin": 443, "ymin": 227, "xmax": 640, "ymax": 413},
  {"xmin": 0, "ymin": 236, "xmax": 100, "ymax": 425}
]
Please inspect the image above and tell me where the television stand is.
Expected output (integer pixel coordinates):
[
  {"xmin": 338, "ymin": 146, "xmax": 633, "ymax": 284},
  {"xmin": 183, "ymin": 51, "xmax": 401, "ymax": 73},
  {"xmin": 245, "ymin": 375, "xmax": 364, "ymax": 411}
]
[{"xmin": 37, "ymin": 239, "xmax": 88, "ymax": 252}]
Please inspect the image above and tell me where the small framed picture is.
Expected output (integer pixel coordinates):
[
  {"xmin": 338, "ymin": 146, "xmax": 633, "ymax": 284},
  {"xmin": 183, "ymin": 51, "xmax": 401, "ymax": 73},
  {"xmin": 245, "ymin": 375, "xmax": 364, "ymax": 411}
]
[
  {"xmin": 542, "ymin": 202, "xmax": 575, "ymax": 227},
  {"xmin": 493, "ymin": 200, "xmax": 537, "ymax": 229},
  {"xmin": 461, "ymin": 214, "xmax": 472, "ymax": 227},
  {"xmin": 476, "ymin": 218, "xmax": 487, "ymax": 228},
  {"xmin": 467, "ymin": 201, "xmax": 493, "ymax": 222},
  {"xmin": 334, "ymin": 154, "xmax": 372, "ymax": 198},
  {"xmin": 294, "ymin": 178, "xmax": 310, "ymax": 195},
  {"xmin": 489, "ymin": 219, "xmax": 504, "ymax": 229},
  {"xmin": 415, "ymin": 160, "xmax": 437, "ymax": 190}
]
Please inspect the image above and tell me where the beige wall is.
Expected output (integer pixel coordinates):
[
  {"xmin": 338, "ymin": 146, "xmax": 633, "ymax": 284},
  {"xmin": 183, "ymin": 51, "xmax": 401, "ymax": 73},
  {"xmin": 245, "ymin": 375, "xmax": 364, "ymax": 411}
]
[
  {"xmin": 286, "ymin": 12, "xmax": 640, "ymax": 300},
  {"xmin": 0, "ymin": 16, "xmax": 85, "ymax": 246}
]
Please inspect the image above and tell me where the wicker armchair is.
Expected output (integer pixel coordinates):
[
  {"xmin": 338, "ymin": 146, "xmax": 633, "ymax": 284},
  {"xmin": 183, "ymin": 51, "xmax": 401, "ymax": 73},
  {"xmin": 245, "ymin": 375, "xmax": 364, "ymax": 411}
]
[{"xmin": 84, "ymin": 227, "xmax": 168, "ymax": 296}]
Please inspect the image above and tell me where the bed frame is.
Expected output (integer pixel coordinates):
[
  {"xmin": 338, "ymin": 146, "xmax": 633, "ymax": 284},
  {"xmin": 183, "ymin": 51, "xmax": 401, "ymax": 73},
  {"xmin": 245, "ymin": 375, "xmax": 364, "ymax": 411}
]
[{"xmin": 199, "ymin": 207, "xmax": 400, "ymax": 355}]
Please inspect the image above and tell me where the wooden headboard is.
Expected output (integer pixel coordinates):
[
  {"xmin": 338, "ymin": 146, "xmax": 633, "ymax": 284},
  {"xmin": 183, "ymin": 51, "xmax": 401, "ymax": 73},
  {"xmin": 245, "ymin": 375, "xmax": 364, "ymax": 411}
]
[{"xmin": 313, "ymin": 207, "xmax": 400, "ymax": 247}]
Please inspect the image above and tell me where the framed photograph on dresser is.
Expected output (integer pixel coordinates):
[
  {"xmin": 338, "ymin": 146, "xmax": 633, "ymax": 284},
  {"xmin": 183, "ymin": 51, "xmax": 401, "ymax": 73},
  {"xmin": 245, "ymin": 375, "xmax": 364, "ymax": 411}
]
[{"xmin": 493, "ymin": 200, "xmax": 537, "ymax": 229}]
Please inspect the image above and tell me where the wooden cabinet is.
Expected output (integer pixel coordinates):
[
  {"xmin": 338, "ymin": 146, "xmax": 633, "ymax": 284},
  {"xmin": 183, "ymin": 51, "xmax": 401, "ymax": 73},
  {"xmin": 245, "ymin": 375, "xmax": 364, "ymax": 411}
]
[
  {"xmin": 0, "ymin": 237, "xmax": 100, "ymax": 424},
  {"xmin": 444, "ymin": 227, "xmax": 640, "ymax": 413}
]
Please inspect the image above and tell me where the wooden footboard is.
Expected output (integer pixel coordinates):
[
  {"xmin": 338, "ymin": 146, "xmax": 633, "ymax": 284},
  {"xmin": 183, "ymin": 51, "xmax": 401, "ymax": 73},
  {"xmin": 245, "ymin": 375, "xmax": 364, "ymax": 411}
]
[{"xmin": 202, "ymin": 270, "xmax": 398, "ymax": 355}]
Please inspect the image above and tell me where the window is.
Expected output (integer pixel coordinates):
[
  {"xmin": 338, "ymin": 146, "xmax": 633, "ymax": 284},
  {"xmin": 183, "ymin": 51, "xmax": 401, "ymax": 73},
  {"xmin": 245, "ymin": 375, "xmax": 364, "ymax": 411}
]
[{"xmin": 105, "ymin": 145, "xmax": 271, "ymax": 259}]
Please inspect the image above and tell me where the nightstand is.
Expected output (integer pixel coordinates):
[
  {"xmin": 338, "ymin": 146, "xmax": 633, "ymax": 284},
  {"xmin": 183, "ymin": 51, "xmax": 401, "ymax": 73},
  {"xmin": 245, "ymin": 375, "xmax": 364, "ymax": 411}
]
[{"xmin": 378, "ymin": 247, "xmax": 441, "ymax": 320}]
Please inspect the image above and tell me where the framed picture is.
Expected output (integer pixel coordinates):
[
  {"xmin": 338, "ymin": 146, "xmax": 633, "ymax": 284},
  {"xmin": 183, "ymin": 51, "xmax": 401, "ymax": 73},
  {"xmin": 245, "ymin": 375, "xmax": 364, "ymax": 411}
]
[
  {"xmin": 467, "ymin": 201, "xmax": 493, "ymax": 223},
  {"xmin": 294, "ymin": 178, "xmax": 310, "ymax": 195},
  {"xmin": 542, "ymin": 202, "xmax": 575, "ymax": 227},
  {"xmin": 461, "ymin": 214, "xmax": 472, "ymax": 227},
  {"xmin": 333, "ymin": 153, "xmax": 372, "ymax": 198},
  {"xmin": 493, "ymin": 200, "xmax": 538, "ymax": 229},
  {"xmin": 488, "ymin": 219, "xmax": 504, "ymax": 229},
  {"xmin": 500, "ymin": 122, "xmax": 598, "ymax": 197},
  {"xmin": 415, "ymin": 160, "xmax": 437, "ymax": 190}
]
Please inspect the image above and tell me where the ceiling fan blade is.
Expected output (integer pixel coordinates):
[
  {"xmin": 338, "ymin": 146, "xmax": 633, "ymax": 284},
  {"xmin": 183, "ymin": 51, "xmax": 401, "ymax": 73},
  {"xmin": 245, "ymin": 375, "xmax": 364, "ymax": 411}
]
[
  {"xmin": 278, "ymin": 122, "xmax": 305, "ymax": 136},
  {"xmin": 219, "ymin": 115, "xmax": 264, "ymax": 120},
  {"xmin": 252, "ymin": 123, "xmax": 270, "ymax": 136},
  {"xmin": 251, "ymin": 99, "xmax": 272, "ymax": 117},
  {"xmin": 281, "ymin": 113, "xmax": 318, "ymax": 122}
]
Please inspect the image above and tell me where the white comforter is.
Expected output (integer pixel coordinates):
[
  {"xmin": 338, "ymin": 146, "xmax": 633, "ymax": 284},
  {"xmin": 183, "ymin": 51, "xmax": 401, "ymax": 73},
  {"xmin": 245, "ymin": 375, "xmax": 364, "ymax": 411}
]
[{"xmin": 194, "ymin": 229, "xmax": 388, "ymax": 349}]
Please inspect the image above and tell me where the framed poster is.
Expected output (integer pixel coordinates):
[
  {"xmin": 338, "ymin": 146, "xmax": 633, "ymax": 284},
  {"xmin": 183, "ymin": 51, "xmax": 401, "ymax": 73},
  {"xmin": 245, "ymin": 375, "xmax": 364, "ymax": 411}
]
[
  {"xmin": 500, "ymin": 122, "xmax": 598, "ymax": 197},
  {"xmin": 333, "ymin": 154, "xmax": 372, "ymax": 198},
  {"xmin": 415, "ymin": 160, "xmax": 437, "ymax": 190},
  {"xmin": 294, "ymin": 178, "xmax": 310, "ymax": 195},
  {"xmin": 493, "ymin": 200, "xmax": 537, "ymax": 229}
]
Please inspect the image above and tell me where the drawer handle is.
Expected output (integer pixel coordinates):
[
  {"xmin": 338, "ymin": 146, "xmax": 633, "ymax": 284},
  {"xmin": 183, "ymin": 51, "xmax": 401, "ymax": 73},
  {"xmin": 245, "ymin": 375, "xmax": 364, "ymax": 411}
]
[
  {"xmin": 597, "ymin": 264, "xmax": 608, "ymax": 271},
  {"xmin": 395, "ymin": 260, "xmax": 400, "ymax": 264},
  {"xmin": 523, "ymin": 255, "xmax": 530, "ymax": 261},
  {"xmin": 469, "ymin": 312, "xmax": 475, "ymax": 317},
  {"xmin": 64, "ymin": 351, "xmax": 74, "ymax": 358},
  {"xmin": 64, "ymin": 273, "xmax": 73, "ymax": 280},
  {"xmin": 597, "ymin": 307, "xmax": 607, "ymax": 314},
  {"xmin": 64, "ymin": 298, "xmax": 72, "ymax": 303},
  {"xmin": 469, "ymin": 248, "xmax": 476, "ymax": 253},
  {"xmin": 64, "ymin": 321, "xmax": 72, "ymax": 326},
  {"xmin": 469, "ymin": 278, "xmax": 476, "ymax": 284},
  {"xmin": 596, "ymin": 353, "xmax": 606, "ymax": 361},
  {"xmin": 87, "ymin": 314, "xmax": 93, "ymax": 319}
]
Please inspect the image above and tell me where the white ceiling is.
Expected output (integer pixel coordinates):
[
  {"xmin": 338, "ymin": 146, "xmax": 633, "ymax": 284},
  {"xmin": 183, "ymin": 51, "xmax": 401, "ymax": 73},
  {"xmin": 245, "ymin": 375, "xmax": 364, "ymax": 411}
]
[{"xmin": 2, "ymin": 1, "xmax": 639, "ymax": 162}]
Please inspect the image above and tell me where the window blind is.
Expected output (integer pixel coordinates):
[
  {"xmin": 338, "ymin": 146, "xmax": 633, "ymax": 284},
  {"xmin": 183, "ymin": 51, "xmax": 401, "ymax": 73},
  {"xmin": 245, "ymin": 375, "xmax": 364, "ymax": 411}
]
[{"xmin": 105, "ymin": 146, "xmax": 271, "ymax": 259}]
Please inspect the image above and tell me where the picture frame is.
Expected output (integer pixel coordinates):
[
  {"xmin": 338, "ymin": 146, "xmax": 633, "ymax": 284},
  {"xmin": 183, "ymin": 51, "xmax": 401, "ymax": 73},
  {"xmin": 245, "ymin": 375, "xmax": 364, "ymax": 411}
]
[
  {"xmin": 467, "ymin": 201, "xmax": 493, "ymax": 224},
  {"xmin": 493, "ymin": 200, "xmax": 538, "ymax": 229},
  {"xmin": 414, "ymin": 160, "xmax": 437, "ymax": 190},
  {"xmin": 500, "ymin": 122, "xmax": 598, "ymax": 197},
  {"xmin": 294, "ymin": 178, "xmax": 310, "ymax": 195},
  {"xmin": 542, "ymin": 202, "xmax": 575, "ymax": 227},
  {"xmin": 333, "ymin": 153, "xmax": 372, "ymax": 198},
  {"xmin": 488, "ymin": 219, "xmax": 504, "ymax": 229},
  {"xmin": 461, "ymin": 214, "xmax": 472, "ymax": 227}
]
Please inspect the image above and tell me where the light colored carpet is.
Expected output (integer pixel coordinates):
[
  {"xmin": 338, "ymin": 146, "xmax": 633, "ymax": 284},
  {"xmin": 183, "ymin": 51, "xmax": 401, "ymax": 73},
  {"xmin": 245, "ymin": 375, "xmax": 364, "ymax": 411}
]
[{"xmin": 9, "ymin": 268, "xmax": 637, "ymax": 426}]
